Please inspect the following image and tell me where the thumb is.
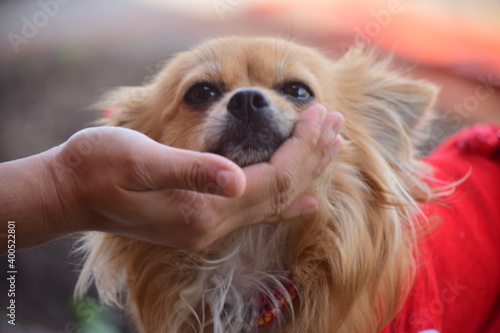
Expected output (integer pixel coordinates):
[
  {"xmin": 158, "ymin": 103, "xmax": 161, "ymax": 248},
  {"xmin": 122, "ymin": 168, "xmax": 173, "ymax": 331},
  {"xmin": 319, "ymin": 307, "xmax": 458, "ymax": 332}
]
[{"xmin": 130, "ymin": 144, "xmax": 246, "ymax": 197}]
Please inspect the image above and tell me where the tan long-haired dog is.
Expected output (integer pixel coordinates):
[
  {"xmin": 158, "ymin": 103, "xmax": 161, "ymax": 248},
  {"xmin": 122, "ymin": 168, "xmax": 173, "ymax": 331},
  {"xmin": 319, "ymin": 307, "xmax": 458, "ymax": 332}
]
[{"xmin": 75, "ymin": 36, "xmax": 440, "ymax": 332}]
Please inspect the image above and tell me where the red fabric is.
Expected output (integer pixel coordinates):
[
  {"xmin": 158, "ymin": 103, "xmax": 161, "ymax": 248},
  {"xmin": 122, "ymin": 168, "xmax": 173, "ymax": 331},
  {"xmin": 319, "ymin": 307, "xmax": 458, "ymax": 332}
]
[{"xmin": 381, "ymin": 125, "xmax": 500, "ymax": 333}]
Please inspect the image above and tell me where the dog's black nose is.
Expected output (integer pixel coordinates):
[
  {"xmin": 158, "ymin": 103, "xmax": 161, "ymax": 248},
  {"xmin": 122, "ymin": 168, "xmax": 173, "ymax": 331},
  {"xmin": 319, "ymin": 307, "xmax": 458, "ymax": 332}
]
[{"xmin": 227, "ymin": 89, "xmax": 270, "ymax": 121}]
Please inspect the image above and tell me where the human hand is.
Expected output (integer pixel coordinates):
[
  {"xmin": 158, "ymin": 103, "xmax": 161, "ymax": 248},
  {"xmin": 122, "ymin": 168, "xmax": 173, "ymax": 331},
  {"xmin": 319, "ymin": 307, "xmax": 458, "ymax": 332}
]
[{"xmin": 47, "ymin": 104, "xmax": 344, "ymax": 251}]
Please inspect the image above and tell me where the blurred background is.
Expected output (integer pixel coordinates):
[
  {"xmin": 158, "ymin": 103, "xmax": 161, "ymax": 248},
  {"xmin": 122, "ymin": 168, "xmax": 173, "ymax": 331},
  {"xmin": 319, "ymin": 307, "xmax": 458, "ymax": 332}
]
[{"xmin": 1, "ymin": 0, "xmax": 499, "ymax": 332}]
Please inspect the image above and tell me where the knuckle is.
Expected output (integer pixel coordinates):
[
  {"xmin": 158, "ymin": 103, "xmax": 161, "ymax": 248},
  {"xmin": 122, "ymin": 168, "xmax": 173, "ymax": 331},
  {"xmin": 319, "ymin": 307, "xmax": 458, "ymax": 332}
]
[
  {"xmin": 275, "ymin": 167, "xmax": 296, "ymax": 193},
  {"xmin": 270, "ymin": 168, "xmax": 296, "ymax": 213},
  {"xmin": 186, "ymin": 160, "xmax": 209, "ymax": 192},
  {"xmin": 271, "ymin": 192, "xmax": 290, "ymax": 216},
  {"xmin": 189, "ymin": 213, "xmax": 218, "ymax": 237},
  {"xmin": 191, "ymin": 220, "xmax": 212, "ymax": 236},
  {"xmin": 129, "ymin": 153, "xmax": 155, "ymax": 184}
]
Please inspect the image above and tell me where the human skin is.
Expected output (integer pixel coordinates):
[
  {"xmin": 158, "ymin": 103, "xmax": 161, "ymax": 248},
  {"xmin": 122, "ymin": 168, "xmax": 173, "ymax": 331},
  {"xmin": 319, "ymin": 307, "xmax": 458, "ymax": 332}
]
[{"xmin": 0, "ymin": 104, "xmax": 343, "ymax": 253}]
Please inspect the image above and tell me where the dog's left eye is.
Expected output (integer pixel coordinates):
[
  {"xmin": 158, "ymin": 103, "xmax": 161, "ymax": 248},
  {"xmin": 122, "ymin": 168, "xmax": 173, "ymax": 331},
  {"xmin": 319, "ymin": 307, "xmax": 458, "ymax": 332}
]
[
  {"xmin": 184, "ymin": 82, "xmax": 222, "ymax": 107},
  {"xmin": 279, "ymin": 82, "xmax": 314, "ymax": 102}
]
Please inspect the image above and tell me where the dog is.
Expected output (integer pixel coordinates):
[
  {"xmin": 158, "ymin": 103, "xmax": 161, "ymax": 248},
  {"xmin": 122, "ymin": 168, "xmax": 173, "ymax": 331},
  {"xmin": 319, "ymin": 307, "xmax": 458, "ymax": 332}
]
[{"xmin": 75, "ymin": 36, "xmax": 500, "ymax": 333}]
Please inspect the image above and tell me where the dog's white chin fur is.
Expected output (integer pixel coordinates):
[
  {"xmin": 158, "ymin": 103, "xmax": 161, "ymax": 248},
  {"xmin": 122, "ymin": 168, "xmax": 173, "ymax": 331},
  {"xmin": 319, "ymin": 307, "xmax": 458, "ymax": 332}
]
[{"xmin": 76, "ymin": 220, "xmax": 296, "ymax": 332}]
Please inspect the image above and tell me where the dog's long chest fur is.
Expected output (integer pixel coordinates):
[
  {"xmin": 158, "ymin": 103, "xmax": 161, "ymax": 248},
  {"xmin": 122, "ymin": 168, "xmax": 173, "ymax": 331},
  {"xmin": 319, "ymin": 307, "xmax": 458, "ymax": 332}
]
[{"xmin": 76, "ymin": 36, "xmax": 440, "ymax": 333}]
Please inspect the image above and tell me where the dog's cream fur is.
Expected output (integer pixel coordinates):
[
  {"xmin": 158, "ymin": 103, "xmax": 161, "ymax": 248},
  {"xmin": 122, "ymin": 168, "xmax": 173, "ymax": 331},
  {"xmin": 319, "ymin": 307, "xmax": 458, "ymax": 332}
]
[{"xmin": 75, "ymin": 36, "xmax": 441, "ymax": 333}]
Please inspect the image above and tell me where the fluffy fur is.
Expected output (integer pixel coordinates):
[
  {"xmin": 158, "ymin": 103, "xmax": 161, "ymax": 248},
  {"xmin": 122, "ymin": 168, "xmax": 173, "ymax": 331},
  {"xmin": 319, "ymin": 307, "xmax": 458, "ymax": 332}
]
[{"xmin": 75, "ymin": 36, "xmax": 441, "ymax": 333}]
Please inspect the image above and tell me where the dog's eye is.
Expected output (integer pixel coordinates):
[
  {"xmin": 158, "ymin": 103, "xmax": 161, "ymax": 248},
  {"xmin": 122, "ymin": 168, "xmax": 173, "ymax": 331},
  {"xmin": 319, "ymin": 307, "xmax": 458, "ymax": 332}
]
[
  {"xmin": 279, "ymin": 82, "xmax": 314, "ymax": 102},
  {"xmin": 184, "ymin": 82, "xmax": 222, "ymax": 106}
]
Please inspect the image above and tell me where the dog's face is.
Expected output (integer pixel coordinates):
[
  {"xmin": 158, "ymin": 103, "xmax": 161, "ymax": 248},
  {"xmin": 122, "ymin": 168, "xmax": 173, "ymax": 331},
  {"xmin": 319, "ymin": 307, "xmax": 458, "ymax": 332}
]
[
  {"xmin": 172, "ymin": 38, "xmax": 330, "ymax": 167},
  {"xmin": 106, "ymin": 37, "xmax": 339, "ymax": 166}
]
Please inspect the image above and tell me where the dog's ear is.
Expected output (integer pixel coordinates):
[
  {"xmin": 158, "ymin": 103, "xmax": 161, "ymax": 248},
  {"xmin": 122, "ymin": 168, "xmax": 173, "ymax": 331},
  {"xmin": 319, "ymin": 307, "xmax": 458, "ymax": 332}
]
[
  {"xmin": 95, "ymin": 54, "xmax": 190, "ymax": 138},
  {"xmin": 334, "ymin": 47, "xmax": 438, "ymax": 160},
  {"xmin": 95, "ymin": 84, "xmax": 164, "ymax": 137}
]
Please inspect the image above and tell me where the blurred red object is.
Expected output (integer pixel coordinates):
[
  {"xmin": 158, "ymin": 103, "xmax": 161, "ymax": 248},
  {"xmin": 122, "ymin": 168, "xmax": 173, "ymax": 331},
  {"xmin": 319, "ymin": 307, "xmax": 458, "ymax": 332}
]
[{"xmin": 247, "ymin": 1, "xmax": 500, "ymax": 81}]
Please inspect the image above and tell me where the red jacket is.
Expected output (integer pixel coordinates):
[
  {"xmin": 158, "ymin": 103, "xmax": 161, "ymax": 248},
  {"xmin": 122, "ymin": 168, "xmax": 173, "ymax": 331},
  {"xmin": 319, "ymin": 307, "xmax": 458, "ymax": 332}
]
[{"xmin": 382, "ymin": 125, "xmax": 500, "ymax": 333}]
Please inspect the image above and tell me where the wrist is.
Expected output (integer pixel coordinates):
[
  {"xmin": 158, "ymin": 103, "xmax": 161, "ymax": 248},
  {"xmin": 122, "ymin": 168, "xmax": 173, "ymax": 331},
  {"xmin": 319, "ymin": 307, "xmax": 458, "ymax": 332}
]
[
  {"xmin": 48, "ymin": 132, "xmax": 115, "ymax": 235},
  {"xmin": 41, "ymin": 146, "xmax": 92, "ymax": 237},
  {"xmin": 0, "ymin": 147, "xmax": 84, "ymax": 251}
]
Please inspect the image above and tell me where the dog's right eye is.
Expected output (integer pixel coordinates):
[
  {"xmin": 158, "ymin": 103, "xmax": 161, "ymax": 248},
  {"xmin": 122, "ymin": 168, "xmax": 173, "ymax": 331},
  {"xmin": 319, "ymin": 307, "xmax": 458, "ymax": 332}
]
[
  {"xmin": 278, "ymin": 81, "xmax": 314, "ymax": 104},
  {"xmin": 184, "ymin": 82, "xmax": 222, "ymax": 107}
]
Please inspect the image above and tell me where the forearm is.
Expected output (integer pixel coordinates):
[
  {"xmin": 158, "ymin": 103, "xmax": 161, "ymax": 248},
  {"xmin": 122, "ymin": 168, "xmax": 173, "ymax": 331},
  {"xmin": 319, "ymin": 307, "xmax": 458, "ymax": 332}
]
[{"xmin": 0, "ymin": 148, "xmax": 79, "ymax": 253}]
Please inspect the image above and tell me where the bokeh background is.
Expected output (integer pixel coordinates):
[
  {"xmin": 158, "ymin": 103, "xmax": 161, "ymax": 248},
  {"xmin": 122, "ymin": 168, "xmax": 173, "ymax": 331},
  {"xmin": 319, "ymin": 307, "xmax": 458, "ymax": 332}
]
[{"xmin": 1, "ymin": 0, "xmax": 499, "ymax": 332}]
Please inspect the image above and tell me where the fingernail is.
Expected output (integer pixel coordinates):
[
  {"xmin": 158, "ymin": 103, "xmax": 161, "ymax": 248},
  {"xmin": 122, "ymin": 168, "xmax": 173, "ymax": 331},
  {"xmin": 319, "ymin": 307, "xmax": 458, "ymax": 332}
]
[
  {"xmin": 330, "ymin": 136, "xmax": 344, "ymax": 157},
  {"xmin": 216, "ymin": 169, "xmax": 245, "ymax": 197},
  {"xmin": 331, "ymin": 111, "xmax": 345, "ymax": 135},
  {"xmin": 310, "ymin": 103, "xmax": 327, "ymax": 123},
  {"xmin": 311, "ymin": 103, "xmax": 327, "ymax": 113},
  {"xmin": 325, "ymin": 114, "xmax": 338, "ymax": 138},
  {"xmin": 302, "ymin": 204, "xmax": 319, "ymax": 216},
  {"xmin": 216, "ymin": 170, "xmax": 233, "ymax": 190}
]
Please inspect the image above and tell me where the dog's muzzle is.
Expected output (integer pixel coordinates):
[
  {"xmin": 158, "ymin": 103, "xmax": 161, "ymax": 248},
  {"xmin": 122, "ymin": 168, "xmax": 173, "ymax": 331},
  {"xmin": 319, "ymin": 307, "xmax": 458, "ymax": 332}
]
[{"xmin": 208, "ymin": 89, "xmax": 290, "ymax": 167}]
